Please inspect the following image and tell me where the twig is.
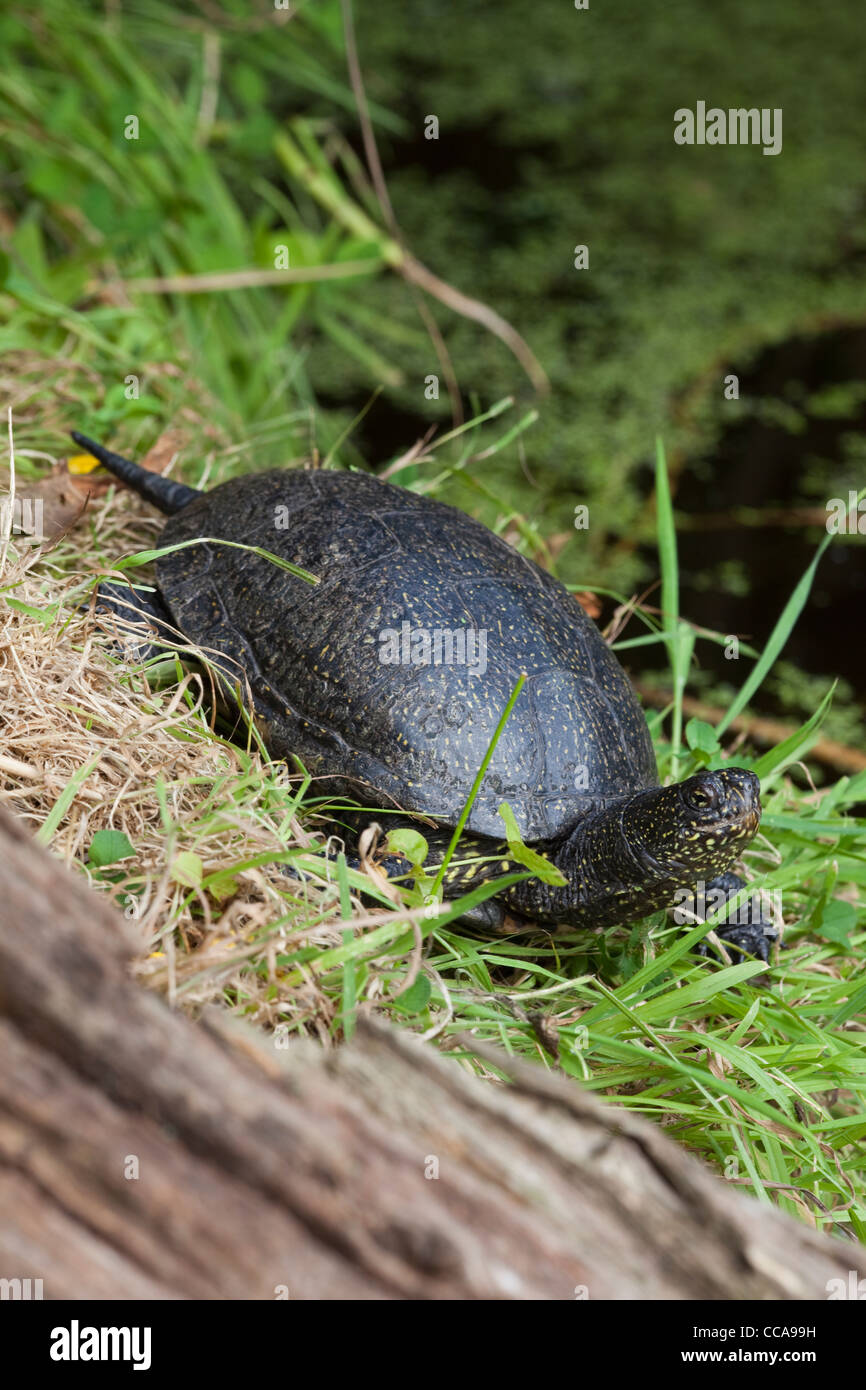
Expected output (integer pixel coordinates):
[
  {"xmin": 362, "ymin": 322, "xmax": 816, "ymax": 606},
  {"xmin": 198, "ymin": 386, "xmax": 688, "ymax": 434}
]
[
  {"xmin": 196, "ymin": 30, "xmax": 221, "ymax": 146},
  {"xmin": 274, "ymin": 129, "xmax": 549, "ymax": 397},
  {"xmin": 340, "ymin": 0, "xmax": 465, "ymax": 427},
  {"xmin": 636, "ymin": 684, "xmax": 866, "ymax": 774},
  {"xmin": 125, "ymin": 260, "xmax": 383, "ymax": 294}
]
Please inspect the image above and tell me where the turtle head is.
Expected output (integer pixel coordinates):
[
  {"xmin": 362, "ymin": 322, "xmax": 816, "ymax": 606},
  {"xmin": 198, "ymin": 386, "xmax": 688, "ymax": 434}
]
[
  {"xmin": 494, "ymin": 767, "xmax": 764, "ymax": 934},
  {"xmin": 624, "ymin": 766, "xmax": 761, "ymax": 880}
]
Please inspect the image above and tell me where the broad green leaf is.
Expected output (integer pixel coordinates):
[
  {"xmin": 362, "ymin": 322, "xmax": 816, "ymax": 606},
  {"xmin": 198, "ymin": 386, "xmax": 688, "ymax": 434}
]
[
  {"xmin": 386, "ymin": 828, "xmax": 429, "ymax": 866},
  {"xmin": 813, "ymin": 898, "xmax": 857, "ymax": 944},
  {"xmin": 172, "ymin": 851, "xmax": 203, "ymax": 889},
  {"xmin": 392, "ymin": 974, "xmax": 432, "ymax": 1014},
  {"xmin": 685, "ymin": 718, "xmax": 721, "ymax": 757},
  {"xmin": 88, "ymin": 829, "xmax": 136, "ymax": 868}
]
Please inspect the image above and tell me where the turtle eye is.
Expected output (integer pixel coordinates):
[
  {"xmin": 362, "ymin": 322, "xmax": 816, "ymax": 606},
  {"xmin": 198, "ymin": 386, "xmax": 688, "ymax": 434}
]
[{"xmin": 684, "ymin": 780, "xmax": 721, "ymax": 812}]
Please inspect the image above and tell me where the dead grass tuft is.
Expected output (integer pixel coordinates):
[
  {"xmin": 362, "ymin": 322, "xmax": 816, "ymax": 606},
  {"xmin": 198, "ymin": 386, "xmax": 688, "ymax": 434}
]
[{"xmin": 0, "ymin": 483, "xmax": 359, "ymax": 1041}]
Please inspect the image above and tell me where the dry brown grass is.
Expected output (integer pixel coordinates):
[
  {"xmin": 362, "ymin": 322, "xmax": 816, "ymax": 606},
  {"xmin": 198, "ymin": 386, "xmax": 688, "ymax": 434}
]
[{"xmin": 0, "ymin": 473, "xmax": 366, "ymax": 1043}]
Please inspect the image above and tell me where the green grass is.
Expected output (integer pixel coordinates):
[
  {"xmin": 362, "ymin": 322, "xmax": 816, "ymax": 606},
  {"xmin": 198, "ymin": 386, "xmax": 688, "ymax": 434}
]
[{"xmin": 0, "ymin": 1, "xmax": 412, "ymax": 464}]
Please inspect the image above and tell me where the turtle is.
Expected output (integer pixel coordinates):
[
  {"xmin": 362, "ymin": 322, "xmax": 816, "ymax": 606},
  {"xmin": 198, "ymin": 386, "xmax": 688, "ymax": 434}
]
[{"xmin": 70, "ymin": 430, "xmax": 776, "ymax": 962}]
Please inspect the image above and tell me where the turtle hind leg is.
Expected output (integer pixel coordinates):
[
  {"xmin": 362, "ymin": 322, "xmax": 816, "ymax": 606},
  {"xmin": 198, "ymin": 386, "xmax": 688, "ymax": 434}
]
[
  {"xmin": 92, "ymin": 579, "xmax": 180, "ymax": 665},
  {"xmin": 690, "ymin": 871, "xmax": 778, "ymax": 964}
]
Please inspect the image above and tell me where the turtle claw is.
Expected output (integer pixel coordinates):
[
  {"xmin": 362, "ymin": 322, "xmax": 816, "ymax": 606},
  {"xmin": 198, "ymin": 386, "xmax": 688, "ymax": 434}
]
[
  {"xmin": 688, "ymin": 871, "xmax": 778, "ymax": 968},
  {"xmin": 696, "ymin": 921, "xmax": 778, "ymax": 965}
]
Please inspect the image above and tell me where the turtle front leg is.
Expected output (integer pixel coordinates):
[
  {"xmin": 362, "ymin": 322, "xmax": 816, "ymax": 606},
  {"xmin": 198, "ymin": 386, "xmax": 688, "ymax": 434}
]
[
  {"xmin": 351, "ymin": 820, "xmax": 517, "ymax": 931},
  {"xmin": 689, "ymin": 871, "xmax": 778, "ymax": 964},
  {"xmin": 288, "ymin": 815, "xmax": 515, "ymax": 932}
]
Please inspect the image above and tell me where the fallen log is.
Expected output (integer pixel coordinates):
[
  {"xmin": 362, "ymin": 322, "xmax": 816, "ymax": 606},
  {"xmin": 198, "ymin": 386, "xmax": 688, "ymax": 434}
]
[{"xmin": 0, "ymin": 804, "xmax": 861, "ymax": 1300}]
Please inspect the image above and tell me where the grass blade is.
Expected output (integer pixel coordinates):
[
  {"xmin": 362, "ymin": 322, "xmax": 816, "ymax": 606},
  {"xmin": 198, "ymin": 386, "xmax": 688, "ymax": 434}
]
[{"xmin": 716, "ymin": 531, "xmax": 833, "ymax": 736}]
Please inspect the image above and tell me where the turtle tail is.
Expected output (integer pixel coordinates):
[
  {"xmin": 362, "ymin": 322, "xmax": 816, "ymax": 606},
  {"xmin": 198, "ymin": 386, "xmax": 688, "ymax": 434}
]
[{"xmin": 69, "ymin": 431, "xmax": 201, "ymax": 516}]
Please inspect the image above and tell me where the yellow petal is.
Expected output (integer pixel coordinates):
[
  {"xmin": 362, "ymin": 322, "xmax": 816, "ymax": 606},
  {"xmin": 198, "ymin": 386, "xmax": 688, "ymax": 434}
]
[{"xmin": 68, "ymin": 453, "xmax": 102, "ymax": 475}]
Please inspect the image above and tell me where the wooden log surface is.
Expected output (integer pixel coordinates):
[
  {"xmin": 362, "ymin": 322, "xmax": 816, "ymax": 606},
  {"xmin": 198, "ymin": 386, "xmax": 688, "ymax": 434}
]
[{"xmin": 0, "ymin": 803, "xmax": 862, "ymax": 1300}]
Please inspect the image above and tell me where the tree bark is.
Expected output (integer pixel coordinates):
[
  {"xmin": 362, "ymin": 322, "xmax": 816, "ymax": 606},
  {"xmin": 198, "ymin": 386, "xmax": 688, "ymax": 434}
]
[{"xmin": 0, "ymin": 804, "xmax": 861, "ymax": 1300}]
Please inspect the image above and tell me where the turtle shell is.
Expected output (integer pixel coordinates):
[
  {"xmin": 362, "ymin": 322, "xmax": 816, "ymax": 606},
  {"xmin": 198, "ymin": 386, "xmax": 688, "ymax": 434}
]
[{"xmin": 157, "ymin": 469, "xmax": 657, "ymax": 841}]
